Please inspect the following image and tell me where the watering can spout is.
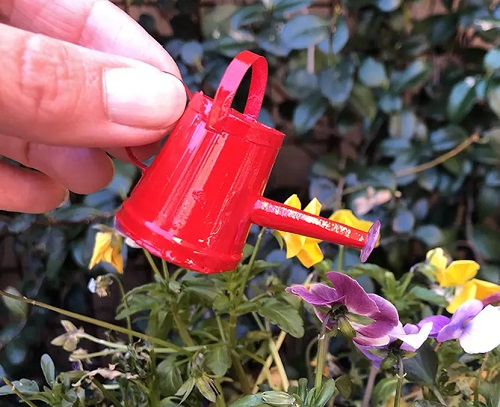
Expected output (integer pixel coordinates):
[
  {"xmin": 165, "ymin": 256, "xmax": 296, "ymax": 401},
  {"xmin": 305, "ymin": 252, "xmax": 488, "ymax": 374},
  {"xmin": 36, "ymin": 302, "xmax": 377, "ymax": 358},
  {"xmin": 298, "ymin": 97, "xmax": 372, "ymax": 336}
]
[{"xmin": 251, "ymin": 197, "xmax": 380, "ymax": 263}]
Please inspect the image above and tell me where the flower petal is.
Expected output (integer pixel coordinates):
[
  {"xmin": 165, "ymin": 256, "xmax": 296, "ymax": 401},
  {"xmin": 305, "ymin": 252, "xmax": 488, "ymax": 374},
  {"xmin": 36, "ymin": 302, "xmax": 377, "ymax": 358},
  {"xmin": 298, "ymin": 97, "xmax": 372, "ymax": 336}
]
[
  {"xmin": 426, "ymin": 248, "xmax": 448, "ymax": 281},
  {"xmin": 418, "ymin": 315, "xmax": 450, "ymax": 338},
  {"xmin": 437, "ymin": 299, "xmax": 483, "ymax": 342},
  {"xmin": 355, "ymin": 344, "xmax": 385, "ymax": 369},
  {"xmin": 355, "ymin": 294, "xmax": 399, "ymax": 340},
  {"xmin": 286, "ymin": 284, "xmax": 340, "ymax": 306},
  {"xmin": 353, "ymin": 333, "xmax": 390, "ymax": 346},
  {"xmin": 88, "ymin": 232, "xmax": 112, "ymax": 270},
  {"xmin": 282, "ymin": 233, "xmax": 306, "ymax": 258},
  {"xmin": 396, "ymin": 322, "xmax": 433, "ymax": 352},
  {"xmin": 460, "ymin": 305, "xmax": 500, "ymax": 354},
  {"xmin": 471, "ymin": 279, "xmax": 500, "ymax": 300},
  {"xmin": 296, "ymin": 241, "xmax": 324, "ymax": 268},
  {"xmin": 284, "ymin": 194, "xmax": 301, "ymax": 209},
  {"xmin": 329, "ymin": 209, "xmax": 373, "ymax": 232},
  {"xmin": 482, "ymin": 292, "xmax": 500, "ymax": 307},
  {"xmin": 325, "ymin": 272, "xmax": 378, "ymax": 315},
  {"xmin": 440, "ymin": 260, "xmax": 480, "ymax": 287},
  {"xmin": 446, "ymin": 281, "xmax": 477, "ymax": 314},
  {"xmin": 303, "ymin": 198, "xmax": 322, "ymax": 216}
]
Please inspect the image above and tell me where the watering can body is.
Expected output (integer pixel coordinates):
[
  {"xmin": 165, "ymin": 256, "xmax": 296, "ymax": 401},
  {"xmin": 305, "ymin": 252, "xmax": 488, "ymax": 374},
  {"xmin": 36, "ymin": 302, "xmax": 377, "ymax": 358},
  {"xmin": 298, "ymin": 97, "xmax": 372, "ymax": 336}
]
[{"xmin": 115, "ymin": 51, "xmax": 380, "ymax": 274}]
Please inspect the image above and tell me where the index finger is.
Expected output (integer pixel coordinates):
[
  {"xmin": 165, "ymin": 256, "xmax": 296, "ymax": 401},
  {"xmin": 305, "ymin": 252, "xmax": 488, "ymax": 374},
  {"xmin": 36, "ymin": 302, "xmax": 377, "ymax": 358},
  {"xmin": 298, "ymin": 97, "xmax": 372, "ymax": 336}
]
[{"xmin": 0, "ymin": 0, "xmax": 179, "ymax": 74}]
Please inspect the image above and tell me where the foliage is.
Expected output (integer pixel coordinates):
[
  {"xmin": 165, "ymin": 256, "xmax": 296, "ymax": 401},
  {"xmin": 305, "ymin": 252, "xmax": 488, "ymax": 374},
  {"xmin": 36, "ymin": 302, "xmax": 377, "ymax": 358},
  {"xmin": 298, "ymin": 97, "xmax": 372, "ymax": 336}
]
[{"xmin": 1, "ymin": 0, "xmax": 500, "ymax": 406}]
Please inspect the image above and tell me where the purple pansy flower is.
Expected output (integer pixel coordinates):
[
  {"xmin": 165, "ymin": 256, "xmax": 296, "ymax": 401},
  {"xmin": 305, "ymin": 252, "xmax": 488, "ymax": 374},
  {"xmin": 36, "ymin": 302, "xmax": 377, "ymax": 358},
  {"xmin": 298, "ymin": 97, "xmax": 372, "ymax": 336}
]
[
  {"xmin": 286, "ymin": 272, "xmax": 399, "ymax": 346},
  {"xmin": 355, "ymin": 320, "xmax": 435, "ymax": 368},
  {"xmin": 432, "ymin": 299, "xmax": 500, "ymax": 354}
]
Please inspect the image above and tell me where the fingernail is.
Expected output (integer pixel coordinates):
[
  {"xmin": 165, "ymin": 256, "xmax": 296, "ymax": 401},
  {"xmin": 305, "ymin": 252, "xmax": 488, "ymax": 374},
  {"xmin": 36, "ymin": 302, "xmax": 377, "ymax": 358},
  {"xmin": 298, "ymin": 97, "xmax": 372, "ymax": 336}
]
[
  {"xmin": 103, "ymin": 67, "xmax": 186, "ymax": 129},
  {"xmin": 58, "ymin": 190, "xmax": 70, "ymax": 208}
]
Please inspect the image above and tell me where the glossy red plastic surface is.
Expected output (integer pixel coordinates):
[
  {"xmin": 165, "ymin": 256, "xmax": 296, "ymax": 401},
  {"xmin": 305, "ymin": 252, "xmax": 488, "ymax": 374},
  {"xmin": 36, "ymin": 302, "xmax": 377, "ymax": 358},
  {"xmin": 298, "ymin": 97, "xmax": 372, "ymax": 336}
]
[{"xmin": 115, "ymin": 51, "xmax": 379, "ymax": 274}]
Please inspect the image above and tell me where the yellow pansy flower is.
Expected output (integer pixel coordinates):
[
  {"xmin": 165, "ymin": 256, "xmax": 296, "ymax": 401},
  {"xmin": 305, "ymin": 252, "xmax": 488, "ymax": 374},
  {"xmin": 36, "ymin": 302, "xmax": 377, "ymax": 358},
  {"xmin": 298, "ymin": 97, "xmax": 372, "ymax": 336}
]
[
  {"xmin": 329, "ymin": 209, "xmax": 379, "ymax": 247},
  {"xmin": 425, "ymin": 247, "xmax": 448, "ymax": 279},
  {"xmin": 425, "ymin": 248, "xmax": 500, "ymax": 313},
  {"xmin": 89, "ymin": 229, "xmax": 124, "ymax": 274},
  {"xmin": 277, "ymin": 195, "xmax": 324, "ymax": 268}
]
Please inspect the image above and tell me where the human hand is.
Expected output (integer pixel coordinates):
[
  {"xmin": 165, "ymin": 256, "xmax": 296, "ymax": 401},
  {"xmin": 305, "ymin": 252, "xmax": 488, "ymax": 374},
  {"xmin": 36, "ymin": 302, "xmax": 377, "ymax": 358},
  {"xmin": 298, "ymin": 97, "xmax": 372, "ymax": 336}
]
[{"xmin": 0, "ymin": 0, "xmax": 186, "ymax": 213}]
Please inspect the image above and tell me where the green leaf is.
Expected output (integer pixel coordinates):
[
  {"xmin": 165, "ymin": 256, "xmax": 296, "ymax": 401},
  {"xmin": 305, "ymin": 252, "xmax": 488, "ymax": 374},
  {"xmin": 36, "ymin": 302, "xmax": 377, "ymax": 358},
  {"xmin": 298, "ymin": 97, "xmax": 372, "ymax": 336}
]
[
  {"xmin": 256, "ymin": 297, "xmax": 304, "ymax": 338},
  {"xmin": 312, "ymin": 378, "xmax": 336, "ymax": 407},
  {"xmin": 292, "ymin": 92, "xmax": 328, "ymax": 136},
  {"xmin": 408, "ymin": 286, "xmax": 447, "ymax": 307},
  {"xmin": 175, "ymin": 377, "xmax": 196, "ymax": 405},
  {"xmin": 472, "ymin": 226, "xmax": 500, "ymax": 261},
  {"xmin": 229, "ymin": 393, "xmax": 265, "ymax": 407},
  {"xmin": 484, "ymin": 48, "xmax": 500, "ymax": 74},
  {"xmin": 376, "ymin": 0, "xmax": 401, "ymax": 12},
  {"xmin": 195, "ymin": 376, "xmax": 217, "ymax": 403},
  {"xmin": 261, "ymin": 391, "xmax": 297, "ymax": 406},
  {"xmin": 358, "ymin": 57, "xmax": 389, "ymax": 88},
  {"xmin": 487, "ymin": 83, "xmax": 500, "ymax": 118},
  {"xmin": 180, "ymin": 41, "xmax": 204, "ymax": 66},
  {"xmin": 414, "ymin": 225, "xmax": 445, "ymax": 247},
  {"xmin": 231, "ymin": 4, "xmax": 267, "ymax": 28},
  {"xmin": 281, "ymin": 15, "xmax": 329, "ymax": 50},
  {"xmin": 372, "ymin": 377, "xmax": 398, "ymax": 406},
  {"xmin": 0, "ymin": 379, "xmax": 39, "ymax": 395},
  {"xmin": 388, "ymin": 110, "xmax": 417, "ymax": 139},
  {"xmin": 268, "ymin": 0, "xmax": 314, "ymax": 15},
  {"xmin": 284, "ymin": 69, "xmax": 318, "ymax": 98},
  {"xmin": 349, "ymin": 82, "xmax": 377, "ymax": 120},
  {"xmin": 205, "ymin": 345, "xmax": 231, "ymax": 377},
  {"xmin": 430, "ymin": 125, "xmax": 467, "ymax": 152},
  {"xmin": 392, "ymin": 208, "xmax": 415, "ymax": 233},
  {"xmin": 318, "ymin": 60, "xmax": 355, "ymax": 106},
  {"xmin": 414, "ymin": 401, "xmax": 446, "ymax": 407},
  {"xmin": 40, "ymin": 354, "xmax": 55, "ymax": 388},
  {"xmin": 379, "ymin": 93, "xmax": 403, "ymax": 113},
  {"xmin": 1, "ymin": 287, "xmax": 28, "ymax": 319},
  {"xmin": 334, "ymin": 375, "xmax": 352, "ymax": 399},
  {"xmin": 317, "ymin": 17, "xmax": 349, "ymax": 55},
  {"xmin": 158, "ymin": 358, "xmax": 183, "ymax": 396},
  {"xmin": 404, "ymin": 343, "xmax": 438, "ymax": 386},
  {"xmin": 391, "ymin": 59, "xmax": 431, "ymax": 92},
  {"xmin": 447, "ymin": 78, "xmax": 476, "ymax": 123}
]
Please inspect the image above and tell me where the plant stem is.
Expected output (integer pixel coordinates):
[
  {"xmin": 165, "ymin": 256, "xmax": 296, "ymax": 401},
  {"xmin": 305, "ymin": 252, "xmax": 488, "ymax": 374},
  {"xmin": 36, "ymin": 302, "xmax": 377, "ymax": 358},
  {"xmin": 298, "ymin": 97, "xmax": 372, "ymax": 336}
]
[
  {"xmin": 70, "ymin": 349, "xmax": 120, "ymax": 359},
  {"xmin": 1, "ymin": 377, "xmax": 38, "ymax": 407},
  {"xmin": 161, "ymin": 259, "xmax": 170, "ymax": 282},
  {"xmin": 109, "ymin": 274, "xmax": 133, "ymax": 343},
  {"xmin": 143, "ymin": 249, "xmax": 162, "ymax": 278},
  {"xmin": 265, "ymin": 321, "xmax": 289, "ymax": 391},
  {"xmin": 474, "ymin": 352, "xmax": 489, "ymax": 406},
  {"xmin": 431, "ymin": 386, "xmax": 446, "ymax": 406},
  {"xmin": 362, "ymin": 365, "xmax": 378, "ymax": 407},
  {"xmin": 79, "ymin": 333, "xmax": 128, "ymax": 350},
  {"xmin": 236, "ymin": 227, "xmax": 266, "ymax": 305},
  {"xmin": 216, "ymin": 315, "xmax": 227, "ymax": 343},
  {"xmin": 337, "ymin": 245, "xmax": 344, "ymax": 272},
  {"xmin": 214, "ymin": 378, "xmax": 227, "ymax": 407},
  {"xmin": 342, "ymin": 132, "xmax": 480, "ymax": 196},
  {"xmin": 0, "ymin": 289, "xmax": 190, "ymax": 354},
  {"xmin": 92, "ymin": 378, "xmax": 125, "ymax": 407},
  {"xmin": 229, "ymin": 228, "xmax": 267, "ymax": 394},
  {"xmin": 171, "ymin": 303, "xmax": 194, "ymax": 346},
  {"xmin": 315, "ymin": 311, "xmax": 332, "ymax": 396},
  {"xmin": 252, "ymin": 330, "xmax": 287, "ymax": 392},
  {"xmin": 394, "ymin": 355, "xmax": 404, "ymax": 407}
]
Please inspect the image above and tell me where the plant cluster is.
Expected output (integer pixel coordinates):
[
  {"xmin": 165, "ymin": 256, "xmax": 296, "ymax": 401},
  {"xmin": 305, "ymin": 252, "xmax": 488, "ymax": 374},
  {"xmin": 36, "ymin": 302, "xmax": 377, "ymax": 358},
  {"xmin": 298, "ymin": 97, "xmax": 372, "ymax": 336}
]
[{"xmin": 1, "ymin": 0, "xmax": 500, "ymax": 406}]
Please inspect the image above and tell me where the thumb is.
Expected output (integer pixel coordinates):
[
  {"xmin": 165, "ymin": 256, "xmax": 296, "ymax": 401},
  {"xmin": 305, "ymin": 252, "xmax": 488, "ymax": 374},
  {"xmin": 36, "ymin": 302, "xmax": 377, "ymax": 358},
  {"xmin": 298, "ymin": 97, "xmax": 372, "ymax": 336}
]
[{"xmin": 0, "ymin": 24, "xmax": 186, "ymax": 147}]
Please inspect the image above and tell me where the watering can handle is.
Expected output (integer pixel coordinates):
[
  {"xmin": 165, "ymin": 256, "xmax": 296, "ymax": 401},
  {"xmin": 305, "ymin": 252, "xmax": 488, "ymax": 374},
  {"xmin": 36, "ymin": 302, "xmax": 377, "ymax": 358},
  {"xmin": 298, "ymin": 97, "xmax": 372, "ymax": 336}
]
[{"xmin": 207, "ymin": 51, "xmax": 268, "ymax": 132}]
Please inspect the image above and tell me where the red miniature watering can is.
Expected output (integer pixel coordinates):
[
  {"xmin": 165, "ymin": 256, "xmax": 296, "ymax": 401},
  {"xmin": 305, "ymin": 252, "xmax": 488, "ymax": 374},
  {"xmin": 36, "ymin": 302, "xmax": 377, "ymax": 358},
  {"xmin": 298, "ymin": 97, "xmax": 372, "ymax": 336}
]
[{"xmin": 115, "ymin": 51, "xmax": 380, "ymax": 274}]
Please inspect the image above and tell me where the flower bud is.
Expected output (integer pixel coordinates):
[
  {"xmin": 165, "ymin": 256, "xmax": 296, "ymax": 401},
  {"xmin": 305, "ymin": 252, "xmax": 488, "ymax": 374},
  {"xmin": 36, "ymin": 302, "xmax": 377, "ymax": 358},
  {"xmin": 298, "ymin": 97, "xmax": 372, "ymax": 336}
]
[{"xmin": 261, "ymin": 391, "xmax": 296, "ymax": 406}]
